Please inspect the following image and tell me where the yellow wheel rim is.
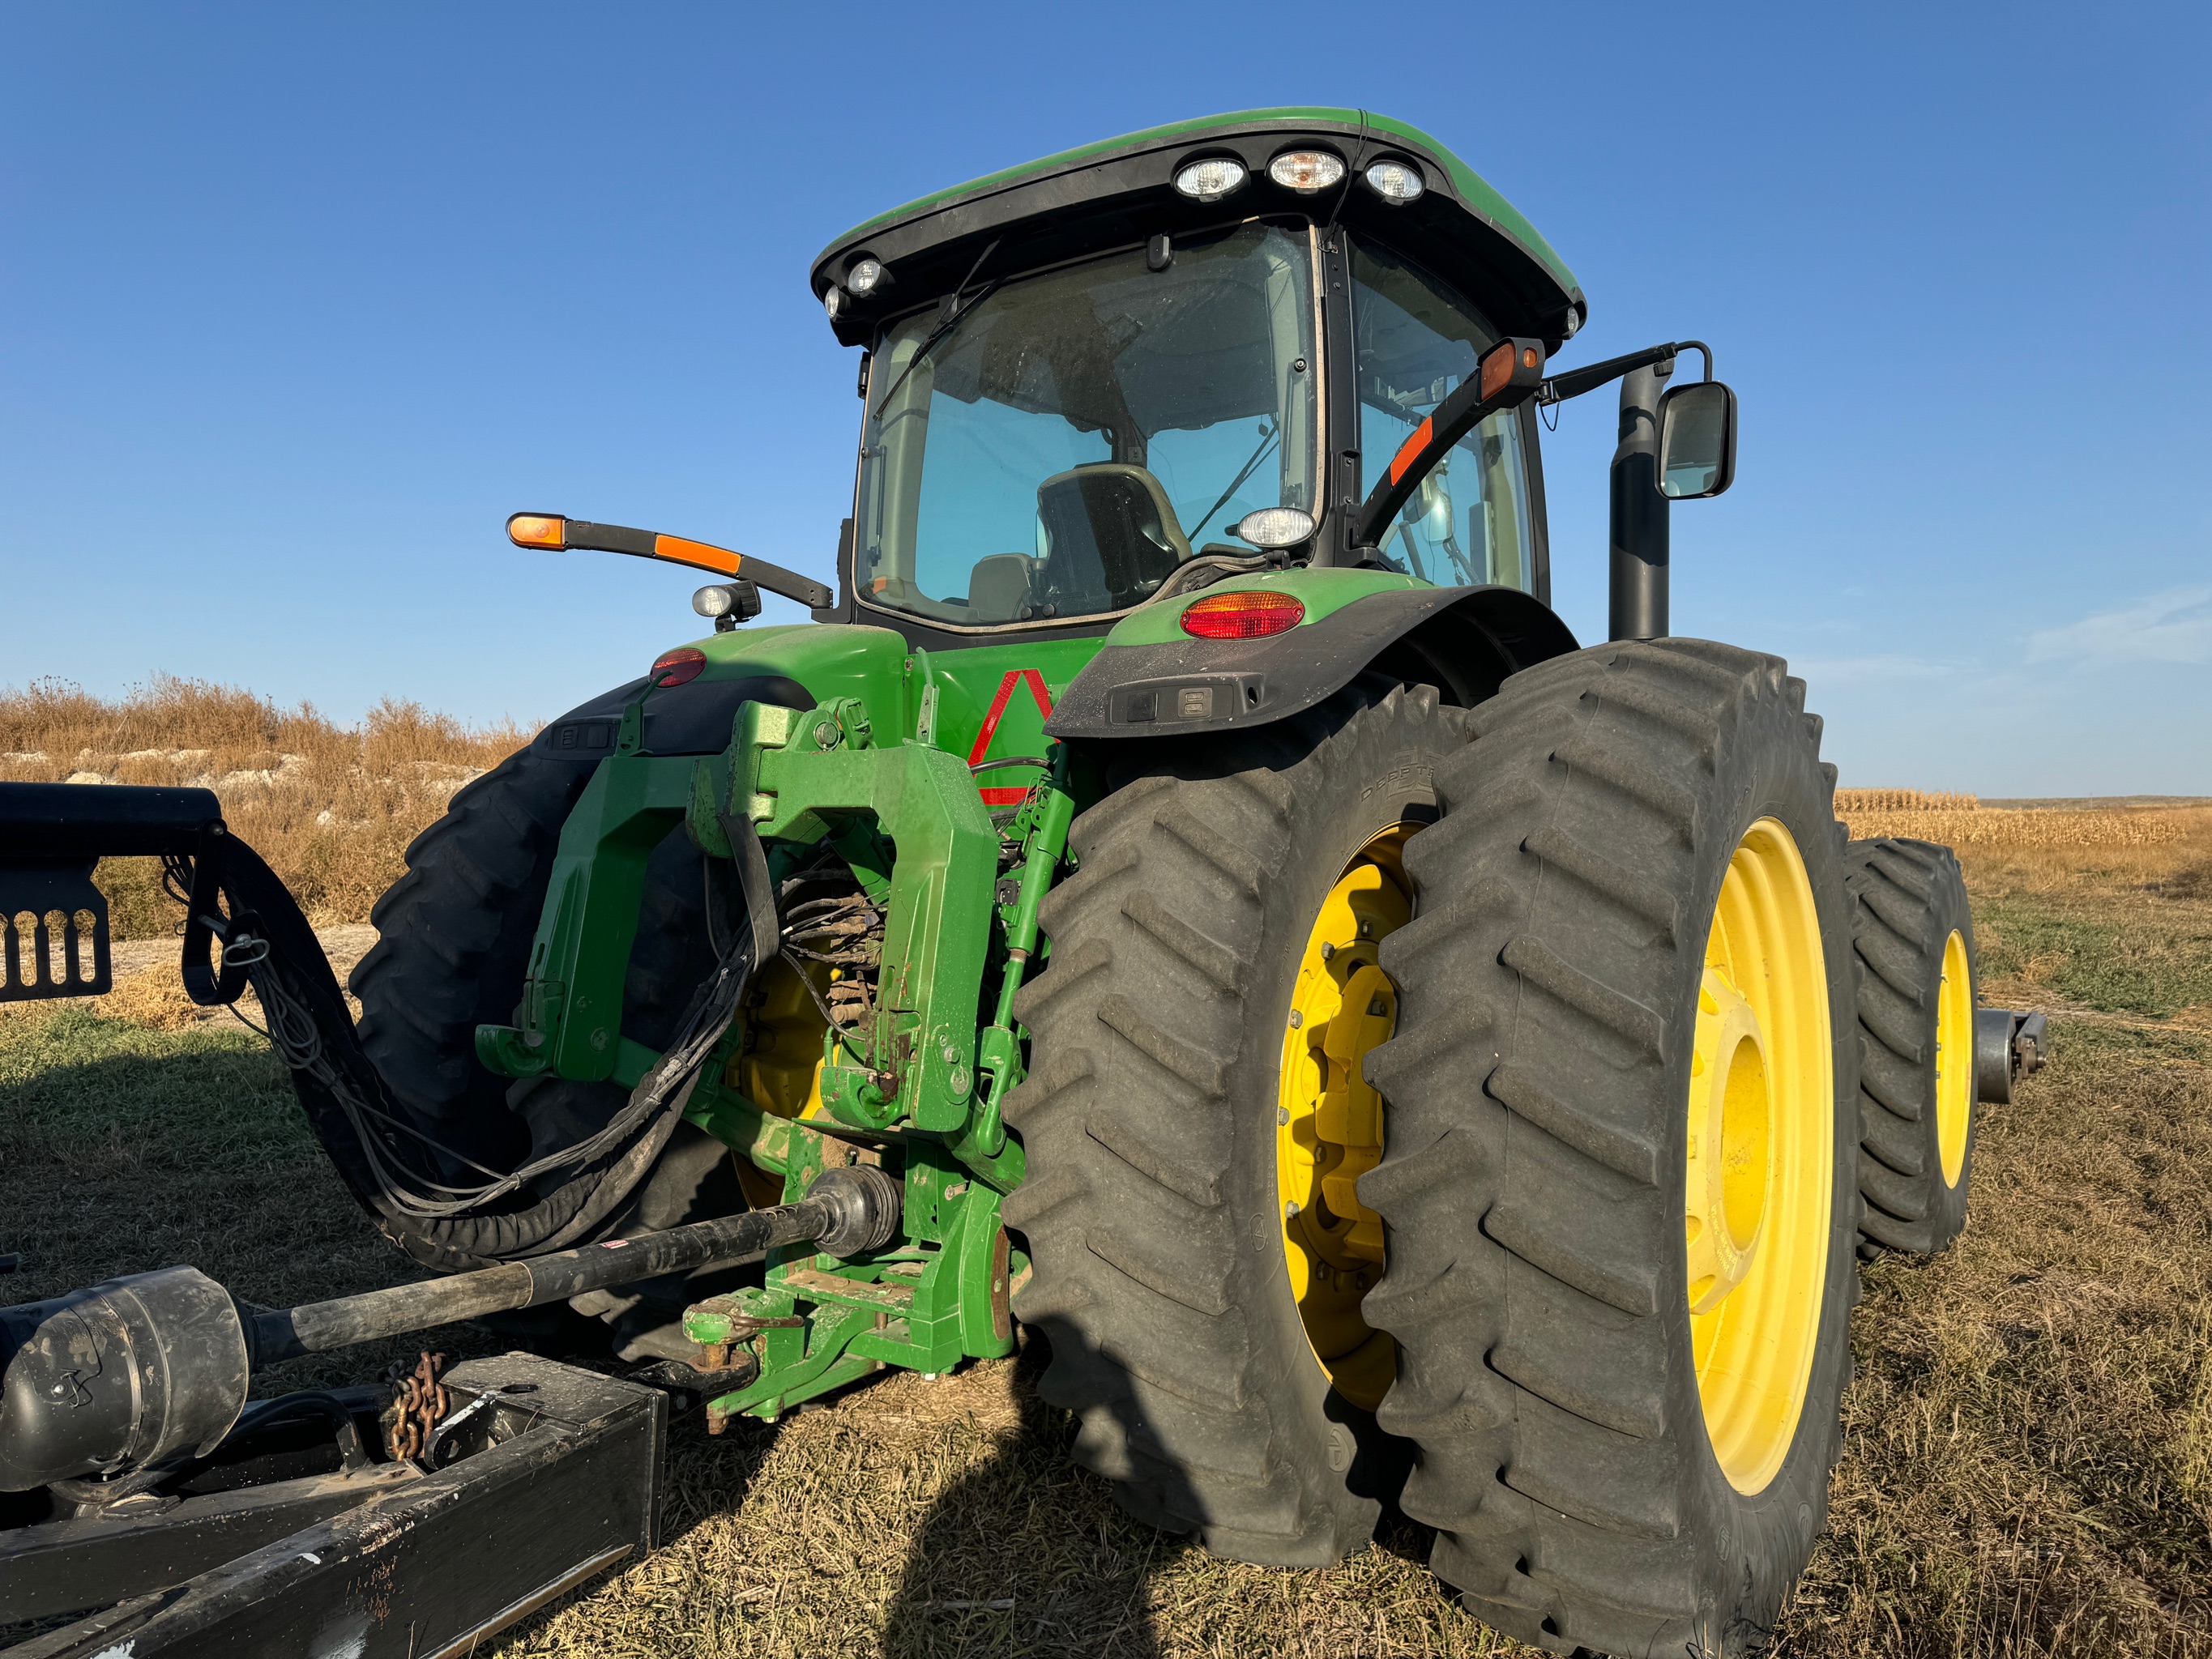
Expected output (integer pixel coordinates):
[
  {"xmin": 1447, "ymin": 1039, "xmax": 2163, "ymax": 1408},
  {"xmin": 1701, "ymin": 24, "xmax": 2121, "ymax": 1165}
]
[
  {"xmin": 1276, "ymin": 825, "xmax": 1418, "ymax": 1411},
  {"xmin": 1934, "ymin": 928, "xmax": 1973, "ymax": 1188},
  {"xmin": 727, "ymin": 954, "xmax": 832, "ymax": 1123},
  {"xmin": 724, "ymin": 957, "xmax": 836, "ymax": 1207},
  {"xmin": 1687, "ymin": 817, "xmax": 1834, "ymax": 1495}
]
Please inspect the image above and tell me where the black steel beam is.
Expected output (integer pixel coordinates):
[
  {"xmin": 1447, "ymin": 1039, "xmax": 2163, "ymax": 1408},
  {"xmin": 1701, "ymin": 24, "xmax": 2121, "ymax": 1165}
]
[{"xmin": 5, "ymin": 1354, "xmax": 664, "ymax": 1659}]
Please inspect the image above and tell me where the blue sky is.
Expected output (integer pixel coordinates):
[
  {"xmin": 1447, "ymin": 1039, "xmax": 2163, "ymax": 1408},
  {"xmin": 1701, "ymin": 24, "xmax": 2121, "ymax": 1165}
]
[{"xmin": 4, "ymin": 3, "xmax": 2206, "ymax": 793}]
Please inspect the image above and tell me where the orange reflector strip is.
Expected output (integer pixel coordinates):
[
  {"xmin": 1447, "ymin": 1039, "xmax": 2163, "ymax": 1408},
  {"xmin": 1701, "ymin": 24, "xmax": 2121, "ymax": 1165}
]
[
  {"xmin": 507, "ymin": 514, "xmax": 567, "ymax": 550},
  {"xmin": 1180, "ymin": 590, "xmax": 1305, "ymax": 640},
  {"xmin": 1388, "ymin": 416, "xmax": 1433, "ymax": 485},
  {"xmin": 651, "ymin": 533, "xmax": 742, "ymax": 576}
]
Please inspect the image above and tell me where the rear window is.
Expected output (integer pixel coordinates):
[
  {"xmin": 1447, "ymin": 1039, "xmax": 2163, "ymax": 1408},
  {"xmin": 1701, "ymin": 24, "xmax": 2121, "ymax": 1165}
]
[{"xmin": 1350, "ymin": 238, "xmax": 1534, "ymax": 591}]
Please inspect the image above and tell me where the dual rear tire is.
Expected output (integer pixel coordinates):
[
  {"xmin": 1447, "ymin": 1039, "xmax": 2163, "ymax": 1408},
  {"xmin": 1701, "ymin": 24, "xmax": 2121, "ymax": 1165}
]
[
  {"xmin": 1843, "ymin": 838, "xmax": 1978, "ymax": 1257},
  {"xmin": 1014, "ymin": 642, "xmax": 1864, "ymax": 1655},
  {"xmin": 1363, "ymin": 641, "xmax": 1860, "ymax": 1654}
]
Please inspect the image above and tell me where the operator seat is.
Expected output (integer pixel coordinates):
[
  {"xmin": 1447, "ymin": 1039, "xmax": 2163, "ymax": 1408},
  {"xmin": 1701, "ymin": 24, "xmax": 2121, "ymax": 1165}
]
[
  {"xmin": 967, "ymin": 553, "xmax": 1039, "ymax": 623},
  {"xmin": 1035, "ymin": 463, "xmax": 1192, "ymax": 612}
]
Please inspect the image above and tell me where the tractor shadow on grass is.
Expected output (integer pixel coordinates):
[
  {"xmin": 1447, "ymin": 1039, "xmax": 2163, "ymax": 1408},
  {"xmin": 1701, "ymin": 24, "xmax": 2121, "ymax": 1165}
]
[
  {"xmin": 883, "ymin": 1339, "xmax": 1167, "ymax": 1658},
  {"xmin": 881, "ymin": 1338, "xmax": 1445, "ymax": 1657}
]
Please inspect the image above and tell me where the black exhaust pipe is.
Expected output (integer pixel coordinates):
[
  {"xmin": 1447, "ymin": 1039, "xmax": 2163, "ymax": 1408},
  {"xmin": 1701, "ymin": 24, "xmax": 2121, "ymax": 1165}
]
[{"xmin": 1608, "ymin": 357, "xmax": 1672, "ymax": 642}]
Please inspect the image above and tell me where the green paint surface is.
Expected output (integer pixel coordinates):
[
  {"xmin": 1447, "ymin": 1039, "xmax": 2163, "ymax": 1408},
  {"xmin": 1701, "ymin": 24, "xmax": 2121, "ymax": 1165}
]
[
  {"xmin": 690, "ymin": 622, "xmax": 914, "ymax": 734},
  {"xmin": 920, "ymin": 638, "xmax": 1101, "ymax": 770},
  {"xmin": 822, "ymin": 106, "xmax": 1578, "ymax": 300},
  {"xmin": 680, "ymin": 621, "xmax": 1102, "ymax": 771}
]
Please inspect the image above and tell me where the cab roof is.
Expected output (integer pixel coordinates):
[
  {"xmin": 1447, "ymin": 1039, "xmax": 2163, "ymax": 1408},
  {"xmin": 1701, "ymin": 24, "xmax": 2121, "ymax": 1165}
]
[{"xmin": 812, "ymin": 108, "xmax": 1586, "ymax": 350}]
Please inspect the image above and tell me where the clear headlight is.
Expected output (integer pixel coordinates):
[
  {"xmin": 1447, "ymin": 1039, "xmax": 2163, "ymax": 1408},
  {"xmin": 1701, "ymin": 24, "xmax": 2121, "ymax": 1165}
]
[
  {"xmin": 1233, "ymin": 507, "xmax": 1318, "ymax": 549},
  {"xmin": 1268, "ymin": 151, "xmax": 1346, "ymax": 193},
  {"xmin": 1363, "ymin": 159, "xmax": 1424, "ymax": 204},
  {"xmin": 847, "ymin": 257, "xmax": 886, "ymax": 295},
  {"xmin": 1172, "ymin": 156, "xmax": 1248, "ymax": 202}
]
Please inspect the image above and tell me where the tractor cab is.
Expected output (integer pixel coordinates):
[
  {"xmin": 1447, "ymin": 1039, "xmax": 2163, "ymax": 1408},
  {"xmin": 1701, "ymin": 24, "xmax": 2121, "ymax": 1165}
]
[{"xmin": 810, "ymin": 110, "xmax": 1589, "ymax": 642}]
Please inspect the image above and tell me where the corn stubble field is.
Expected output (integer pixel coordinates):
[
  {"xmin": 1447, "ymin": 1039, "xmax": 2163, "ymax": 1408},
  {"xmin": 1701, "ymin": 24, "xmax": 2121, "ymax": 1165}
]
[{"xmin": 4, "ymin": 683, "xmax": 2211, "ymax": 1657}]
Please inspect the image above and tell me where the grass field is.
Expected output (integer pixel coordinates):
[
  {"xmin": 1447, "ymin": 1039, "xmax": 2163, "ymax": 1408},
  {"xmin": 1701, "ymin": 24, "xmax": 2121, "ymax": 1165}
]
[
  {"xmin": 1, "ymin": 676, "xmax": 526, "ymax": 931},
  {"xmin": 5, "ymin": 686, "xmax": 2211, "ymax": 1655}
]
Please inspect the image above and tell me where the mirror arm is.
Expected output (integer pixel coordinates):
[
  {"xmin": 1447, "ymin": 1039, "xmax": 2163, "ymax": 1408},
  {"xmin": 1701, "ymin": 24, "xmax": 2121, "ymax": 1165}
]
[
  {"xmin": 510, "ymin": 514, "xmax": 835, "ymax": 610},
  {"xmin": 1536, "ymin": 339, "xmax": 1712, "ymax": 407},
  {"xmin": 1349, "ymin": 339, "xmax": 1547, "ymax": 552}
]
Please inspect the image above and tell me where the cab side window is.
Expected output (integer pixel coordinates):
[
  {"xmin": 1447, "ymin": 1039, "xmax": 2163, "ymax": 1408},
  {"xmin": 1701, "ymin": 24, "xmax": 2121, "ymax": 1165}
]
[{"xmin": 1349, "ymin": 239, "xmax": 1534, "ymax": 591}]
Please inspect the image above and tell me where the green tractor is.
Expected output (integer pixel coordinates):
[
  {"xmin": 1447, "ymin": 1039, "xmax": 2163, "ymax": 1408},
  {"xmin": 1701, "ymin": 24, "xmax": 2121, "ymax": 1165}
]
[{"xmin": 2, "ymin": 108, "xmax": 2033, "ymax": 1656}]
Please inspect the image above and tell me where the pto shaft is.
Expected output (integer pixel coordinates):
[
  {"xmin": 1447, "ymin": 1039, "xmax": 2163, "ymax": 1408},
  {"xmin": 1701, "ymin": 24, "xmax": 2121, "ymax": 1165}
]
[{"xmin": 251, "ymin": 1166, "xmax": 899, "ymax": 1363}]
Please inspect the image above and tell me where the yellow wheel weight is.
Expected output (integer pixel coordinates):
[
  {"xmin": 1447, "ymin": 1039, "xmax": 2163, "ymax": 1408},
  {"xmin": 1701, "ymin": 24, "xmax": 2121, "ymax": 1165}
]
[
  {"xmin": 1934, "ymin": 928, "xmax": 1973, "ymax": 1188},
  {"xmin": 1686, "ymin": 817, "xmax": 1835, "ymax": 1495},
  {"xmin": 1276, "ymin": 825, "xmax": 1419, "ymax": 1412}
]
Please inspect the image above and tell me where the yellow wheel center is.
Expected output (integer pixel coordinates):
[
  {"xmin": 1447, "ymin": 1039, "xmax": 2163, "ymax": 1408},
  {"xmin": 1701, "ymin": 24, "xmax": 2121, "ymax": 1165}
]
[
  {"xmin": 1276, "ymin": 825, "xmax": 1416, "ymax": 1412},
  {"xmin": 1686, "ymin": 966, "xmax": 1773, "ymax": 1314},
  {"xmin": 1688, "ymin": 817, "xmax": 1834, "ymax": 1495},
  {"xmin": 1935, "ymin": 928, "xmax": 1973, "ymax": 1188}
]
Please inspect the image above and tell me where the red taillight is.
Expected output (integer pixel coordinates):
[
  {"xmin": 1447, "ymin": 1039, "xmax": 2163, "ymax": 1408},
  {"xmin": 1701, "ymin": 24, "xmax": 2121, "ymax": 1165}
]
[
  {"xmin": 651, "ymin": 646, "xmax": 707, "ymax": 687},
  {"xmin": 1180, "ymin": 591, "xmax": 1305, "ymax": 640}
]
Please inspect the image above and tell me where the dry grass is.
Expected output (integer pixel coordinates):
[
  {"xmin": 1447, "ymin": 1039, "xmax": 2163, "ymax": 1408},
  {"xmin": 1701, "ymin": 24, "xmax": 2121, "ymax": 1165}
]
[
  {"xmin": 1842, "ymin": 804, "xmax": 2203, "ymax": 857},
  {"xmin": 1834, "ymin": 790, "xmax": 1982, "ymax": 814},
  {"xmin": 23, "ymin": 926, "xmax": 382, "ymax": 1033},
  {"xmin": 6, "ymin": 746, "xmax": 2212, "ymax": 1655},
  {"xmin": 1785, "ymin": 796, "xmax": 2212, "ymax": 1654},
  {"xmin": 0, "ymin": 676, "xmax": 532, "ymax": 932}
]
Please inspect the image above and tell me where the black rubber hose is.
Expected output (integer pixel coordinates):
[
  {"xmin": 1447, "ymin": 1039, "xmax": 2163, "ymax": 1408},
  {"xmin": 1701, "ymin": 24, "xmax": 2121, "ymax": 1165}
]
[
  {"xmin": 202, "ymin": 833, "xmax": 731, "ymax": 1271},
  {"xmin": 203, "ymin": 832, "xmax": 391, "ymax": 1209}
]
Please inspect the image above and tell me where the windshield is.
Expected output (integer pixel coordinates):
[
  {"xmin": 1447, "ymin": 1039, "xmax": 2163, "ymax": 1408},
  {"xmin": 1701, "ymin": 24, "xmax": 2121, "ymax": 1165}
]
[
  {"xmin": 1352, "ymin": 238, "xmax": 1534, "ymax": 591},
  {"xmin": 854, "ymin": 223, "xmax": 1319, "ymax": 629}
]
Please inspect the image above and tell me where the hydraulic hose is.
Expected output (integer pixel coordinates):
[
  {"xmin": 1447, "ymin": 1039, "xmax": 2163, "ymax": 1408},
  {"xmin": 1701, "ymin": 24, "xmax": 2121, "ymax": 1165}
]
[
  {"xmin": 2, "ymin": 783, "xmax": 761, "ymax": 1271},
  {"xmin": 197, "ymin": 831, "xmax": 750, "ymax": 1270}
]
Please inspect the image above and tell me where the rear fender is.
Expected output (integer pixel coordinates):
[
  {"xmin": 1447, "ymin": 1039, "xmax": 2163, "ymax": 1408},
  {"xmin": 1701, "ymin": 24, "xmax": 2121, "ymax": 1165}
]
[{"xmin": 1042, "ymin": 578, "xmax": 1578, "ymax": 740}]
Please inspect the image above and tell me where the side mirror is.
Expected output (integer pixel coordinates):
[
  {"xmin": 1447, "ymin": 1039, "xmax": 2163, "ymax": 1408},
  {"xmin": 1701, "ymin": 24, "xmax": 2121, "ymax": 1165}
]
[{"xmin": 1656, "ymin": 379, "xmax": 1738, "ymax": 499}]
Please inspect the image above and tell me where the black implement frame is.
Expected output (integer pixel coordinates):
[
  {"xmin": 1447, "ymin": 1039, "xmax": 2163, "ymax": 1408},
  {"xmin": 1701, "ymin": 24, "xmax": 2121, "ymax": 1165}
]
[{"xmin": 3, "ymin": 1354, "xmax": 664, "ymax": 1657}]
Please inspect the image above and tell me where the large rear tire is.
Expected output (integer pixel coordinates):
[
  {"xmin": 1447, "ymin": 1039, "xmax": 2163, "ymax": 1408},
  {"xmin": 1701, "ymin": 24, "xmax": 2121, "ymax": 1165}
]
[
  {"xmin": 351, "ymin": 748, "xmax": 591, "ymax": 1172},
  {"xmin": 1362, "ymin": 640, "xmax": 1860, "ymax": 1657},
  {"xmin": 1005, "ymin": 681, "xmax": 1468, "ymax": 1565},
  {"xmin": 1843, "ymin": 837, "xmax": 1977, "ymax": 1256}
]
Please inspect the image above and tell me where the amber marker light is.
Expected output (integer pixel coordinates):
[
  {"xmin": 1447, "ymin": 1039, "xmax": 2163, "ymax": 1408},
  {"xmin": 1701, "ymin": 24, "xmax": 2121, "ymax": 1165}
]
[
  {"xmin": 506, "ymin": 513, "xmax": 569, "ymax": 550},
  {"xmin": 1388, "ymin": 416, "xmax": 1434, "ymax": 486},
  {"xmin": 1477, "ymin": 341, "xmax": 1518, "ymax": 402},
  {"xmin": 1180, "ymin": 590, "xmax": 1305, "ymax": 641}
]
